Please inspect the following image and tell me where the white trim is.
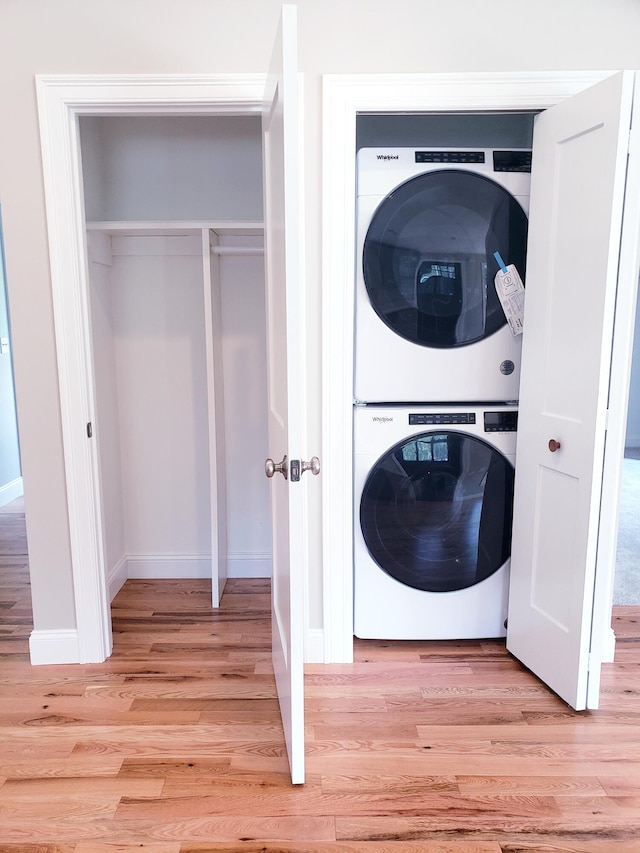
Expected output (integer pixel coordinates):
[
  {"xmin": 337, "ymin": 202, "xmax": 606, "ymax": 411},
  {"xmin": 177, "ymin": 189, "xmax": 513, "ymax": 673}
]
[
  {"xmin": 228, "ymin": 553, "xmax": 271, "ymax": 578},
  {"xmin": 106, "ymin": 551, "xmax": 272, "ymax": 599},
  {"xmin": 321, "ymin": 70, "xmax": 615, "ymax": 664},
  {"xmin": 0, "ymin": 476, "xmax": 23, "ymax": 508},
  {"xmin": 36, "ymin": 74, "xmax": 266, "ymax": 664},
  {"xmin": 305, "ymin": 628, "xmax": 324, "ymax": 664},
  {"xmin": 127, "ymin": 554, "xmax": 212, "ymax": 579},
  {"xmin": 107, "ymin": 555, "xmax": 128, "ymax": 602},
  {"xmin": 29, "ymin": 629, "xmax": 79, "ymax": 665}
]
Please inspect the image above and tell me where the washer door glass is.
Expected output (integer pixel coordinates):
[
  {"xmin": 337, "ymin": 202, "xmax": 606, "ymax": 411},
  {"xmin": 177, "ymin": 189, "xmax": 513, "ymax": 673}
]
[
  {"xmin": 363, "ymin": 170, "xmax": 528, "ymax": 348},
  {"xmin": 360, "ymin": 430, "xmax": 515, "ymax": 592}
]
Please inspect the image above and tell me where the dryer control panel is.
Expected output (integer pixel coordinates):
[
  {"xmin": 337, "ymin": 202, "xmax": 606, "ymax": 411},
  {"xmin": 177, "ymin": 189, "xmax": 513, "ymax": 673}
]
[{"xmin": 484, "ymin": 411, "xmax": 518, "ymax": 432}]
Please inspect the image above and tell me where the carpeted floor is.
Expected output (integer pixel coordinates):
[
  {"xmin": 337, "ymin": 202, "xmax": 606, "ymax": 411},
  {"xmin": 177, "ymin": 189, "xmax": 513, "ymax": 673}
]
[{"xmin": 614, "ymin": 454, "xmax": 640, "ymax": 604}]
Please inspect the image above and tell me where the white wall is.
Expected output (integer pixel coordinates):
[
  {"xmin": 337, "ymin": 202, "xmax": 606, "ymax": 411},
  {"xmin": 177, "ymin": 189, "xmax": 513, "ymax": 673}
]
[
  {"xmin": 87, "ymin": 232, "xmax": 126, "ymax": 582},
  {"xmin": 218, "ymin": 239, "xmax": 272, "ymax": 577},
  {"xmin": 2, "ymin": 0, "xmax": 640, "ymax": 637},
  {"xmin": 80, "ymin": 115, "xmax": 263, "ymax": 222},
  {"xmin": 83, "ymin": 115, "xmax": 271, "ymax": 591},
  {"xmin": 89, "ymin": 231, "xmax": 271, "ymax": 591}
]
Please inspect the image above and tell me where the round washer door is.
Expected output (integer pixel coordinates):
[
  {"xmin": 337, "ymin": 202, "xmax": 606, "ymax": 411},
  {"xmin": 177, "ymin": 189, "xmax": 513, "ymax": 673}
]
[
  {"xmin": 360, "ymin": 430, "xmax": 515, "ymax": 592},
  {"xmin": 363, "ymin": 170, "xmax": 528, "ymax": 348}
]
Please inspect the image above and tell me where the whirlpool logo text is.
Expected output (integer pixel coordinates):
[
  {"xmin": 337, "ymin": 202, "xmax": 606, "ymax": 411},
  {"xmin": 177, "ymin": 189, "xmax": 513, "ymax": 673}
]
[
  {"xmin": 372, "ymin": 416, "xmax": 393, "ymax": 423},
  {"xmin": 376, "ymin": 154, "xmax": 399, "ymax": 161}
]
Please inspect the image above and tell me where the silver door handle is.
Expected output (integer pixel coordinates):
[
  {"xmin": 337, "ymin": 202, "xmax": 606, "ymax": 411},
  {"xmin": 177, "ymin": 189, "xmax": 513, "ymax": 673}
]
[
  {"xmin": 301, "ymin": 456, "xmax": 320, "ymax": 476},
  {"xmin": 265, "ymin": 454, "xmax": 288, "ymax": 480}
]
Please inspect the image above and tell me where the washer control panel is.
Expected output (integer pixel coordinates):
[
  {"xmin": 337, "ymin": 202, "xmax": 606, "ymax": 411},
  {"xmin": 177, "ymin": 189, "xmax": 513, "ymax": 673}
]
[
  {"xmin": 408, "ymin": 413, "xmax": 476, "ymax": 425},
  {"xmin": 484, "ymin": 411, "xmax": 518, "ymax": 432},
  {"xmin": 415, "ymin": 151, "xmax": 485, "ymax": 164}
]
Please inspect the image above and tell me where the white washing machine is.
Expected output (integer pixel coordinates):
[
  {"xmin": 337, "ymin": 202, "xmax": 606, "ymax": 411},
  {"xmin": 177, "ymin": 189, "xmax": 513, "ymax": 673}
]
[
  {"xmin": 354, "ymin": 148, "xmax": 531, "ymax": 403},
  {"xmin": 354, "ymin": 404, "xmax": 517, "ymax": 640}
]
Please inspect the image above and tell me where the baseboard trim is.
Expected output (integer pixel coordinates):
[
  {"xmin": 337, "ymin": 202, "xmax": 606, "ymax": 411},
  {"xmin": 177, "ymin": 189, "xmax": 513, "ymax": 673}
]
[
  {"xmin": 126, "ymin": 555, "xmax": 211, "ymax": 579},
  {"xmin": 108, "ymin": 552, "xmax": 272, "ymax": 590},
  {"xmin": 107, "ymin": 556, "xmax": 128, "ymax": 601},
  {"xmin": 29, "ymin": 629, "xmax": 79, "ymax": 665},
  {"xmin": 0, "ymin": 476, "xmax": 24, "ymax": 508},
  {"xmin": 305, "ymin": 628, "xmax": 324, "ymax": 663},
  {"xmin": 228, "ymin": 553, "xmax": 271, "ymax": 578}
]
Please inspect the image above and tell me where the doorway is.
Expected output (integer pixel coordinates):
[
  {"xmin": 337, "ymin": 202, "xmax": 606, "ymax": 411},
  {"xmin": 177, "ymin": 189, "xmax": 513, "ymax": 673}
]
[
  {"xmin": 36, "ymin": 74, "xmax": 269, "ymax": 663},
  {"xmin": 78, "ymin": 114, "xmax": 271, "ymax": 618},
  {"xmin": 321, "ymin": 70, "xmax": 628, "ymax": 665}
]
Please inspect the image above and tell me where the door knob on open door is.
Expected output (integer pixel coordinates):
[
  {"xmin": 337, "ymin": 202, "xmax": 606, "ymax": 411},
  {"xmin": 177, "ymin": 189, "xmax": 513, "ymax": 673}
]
[
  {"xmin": 548, "ymin": 439, "xmax": 561, "ymax": 453},
  {"xmin": 301, "ymin": 456, "xmax": 321, "ymax": 476},
  {"xmin": 265, "ymin": 454, "xmax": 288, "ymax": 479}
]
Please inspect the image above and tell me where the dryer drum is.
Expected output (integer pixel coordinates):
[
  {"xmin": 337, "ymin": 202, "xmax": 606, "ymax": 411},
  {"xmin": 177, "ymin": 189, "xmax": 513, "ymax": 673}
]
[
  {"xmin": 360, "ymin": 429, "xmax": 515, "ymax": 592},
  {"xmin": 363, "ymin": 170, "xmax": 528, "ymax": 348}
]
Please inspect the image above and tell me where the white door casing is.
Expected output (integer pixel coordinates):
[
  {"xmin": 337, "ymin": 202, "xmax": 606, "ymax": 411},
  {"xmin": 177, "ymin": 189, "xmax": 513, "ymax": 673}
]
[
  {"xmin": 36, "ymin": 74, "xmax": 266, "ymax": 663},
  {"xmin": 507, "ymin": 71, "xmax": 640, "ymax": 710},
  {"xmin": 262, "ymin": 4, "xmax": 307, "ymax": 785}
]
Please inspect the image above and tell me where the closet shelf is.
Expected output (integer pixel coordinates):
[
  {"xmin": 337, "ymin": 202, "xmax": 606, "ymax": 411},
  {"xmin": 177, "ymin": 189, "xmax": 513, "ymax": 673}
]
[
  {"xmin": 86, "ymin": 221, "xmax": 264, "ymax": 237},
  {"xmin": 212, "ymin": 246, "xmax": 264, "ymax": 256}
]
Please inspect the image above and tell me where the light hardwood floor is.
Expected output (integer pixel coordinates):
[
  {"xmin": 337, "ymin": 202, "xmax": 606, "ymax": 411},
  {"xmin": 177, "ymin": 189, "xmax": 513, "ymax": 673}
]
[{"xmin": 1, "ymin": 499, "xmax": 640, "ymax": 851}]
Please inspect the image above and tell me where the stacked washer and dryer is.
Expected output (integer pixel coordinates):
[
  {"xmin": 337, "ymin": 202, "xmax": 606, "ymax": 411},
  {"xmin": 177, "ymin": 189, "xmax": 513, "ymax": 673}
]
[{"xmin": 353, "ymin": 145, "xmax": 532, "ymax": 640}]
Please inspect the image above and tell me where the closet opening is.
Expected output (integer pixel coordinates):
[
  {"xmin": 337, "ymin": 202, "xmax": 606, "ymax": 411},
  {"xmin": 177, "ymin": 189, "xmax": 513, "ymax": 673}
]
[{"xmin": 78, "ymin": 114, "xmax": 271, "ymax": 629}]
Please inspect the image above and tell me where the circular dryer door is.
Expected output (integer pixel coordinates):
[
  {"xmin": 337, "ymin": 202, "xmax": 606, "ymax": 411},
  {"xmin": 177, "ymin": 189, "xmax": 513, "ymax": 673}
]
[
  {"xmin": 360, "ymin": 430, "xmax": 515, "ymax": 592},
  {"xmin": 362, "ymin": 170, "xmax": 528, "ymax": 348}
]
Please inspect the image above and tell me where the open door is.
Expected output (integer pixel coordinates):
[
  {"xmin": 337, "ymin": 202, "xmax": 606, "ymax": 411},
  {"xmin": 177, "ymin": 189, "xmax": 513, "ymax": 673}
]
[
  {"xmin": 262, "ymin": 5, "xmax": 309, "ymax": 784},
  {"xmin": 508, "ymin": 71, "xmax": 640, "ymax": 710}
]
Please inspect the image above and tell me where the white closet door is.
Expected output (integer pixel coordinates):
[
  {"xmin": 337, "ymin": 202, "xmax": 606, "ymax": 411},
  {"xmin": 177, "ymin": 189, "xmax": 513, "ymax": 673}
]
[
  {"xmin": 508, "ymin": 71, "xmax": 640, "ymax": 710},
  {"xmin": 262, "ymin": 4, "xmax": 308, "ymax": 785}
]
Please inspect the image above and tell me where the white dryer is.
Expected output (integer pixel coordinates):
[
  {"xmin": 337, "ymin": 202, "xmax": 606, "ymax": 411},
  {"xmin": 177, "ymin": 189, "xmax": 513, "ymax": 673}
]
[
  {"xmin": 355, "ymin": 148, "xmax": 531, "ymax": 403},
  {"xmin": 354, "ymin": 404, "xmax": 517, "ymax": 640}
]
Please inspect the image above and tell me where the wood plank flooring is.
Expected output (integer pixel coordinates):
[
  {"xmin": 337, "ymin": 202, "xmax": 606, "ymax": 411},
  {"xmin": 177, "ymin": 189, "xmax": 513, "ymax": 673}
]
[{"xmin": 1, "ymin": 499, "xmax": 640, "ymax": 851}]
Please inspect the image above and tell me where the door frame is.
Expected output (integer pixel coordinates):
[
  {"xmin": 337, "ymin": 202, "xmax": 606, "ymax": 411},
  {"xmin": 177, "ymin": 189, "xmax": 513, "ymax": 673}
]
[
  {"xmin": 321, "ymin": 70, "xmax": 619, "ymax": 663},
  {"xmin": 36, "ymin": 74, "xmax": 268, "ymax": 662}
]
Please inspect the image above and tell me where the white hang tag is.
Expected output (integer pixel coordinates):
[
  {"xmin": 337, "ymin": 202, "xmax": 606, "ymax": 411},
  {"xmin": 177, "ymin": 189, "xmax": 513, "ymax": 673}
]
[{"xmin": 494, "ymin": 263, "xmax": 525, "ymax": 336}]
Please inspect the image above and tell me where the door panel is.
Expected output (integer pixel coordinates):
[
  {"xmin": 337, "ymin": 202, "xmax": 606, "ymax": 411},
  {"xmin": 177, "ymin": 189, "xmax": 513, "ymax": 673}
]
[
  {"xmin": 262, "ymin": 5, "xmax": 306, "ymax": 784},
  {"xmin": 508, "ymin": 71, "xmax": 640, "ymax": 710}
]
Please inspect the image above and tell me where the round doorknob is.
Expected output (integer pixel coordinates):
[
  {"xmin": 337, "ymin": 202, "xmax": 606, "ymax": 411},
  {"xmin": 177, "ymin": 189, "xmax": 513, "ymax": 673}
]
[
  {"xmin": 265, "ymin": 454, "xmax": 288, "ymax": 479},
  {"xmin": 548, "ymin": 439, "xmax": 561, "ymax": 453},
  {"xmin": 301, "ymin": 456, "xmax": 321, "ymax": 476}
]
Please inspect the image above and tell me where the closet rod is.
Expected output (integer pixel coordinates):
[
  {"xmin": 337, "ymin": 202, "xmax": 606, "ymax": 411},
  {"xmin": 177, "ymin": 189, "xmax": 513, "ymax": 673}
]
[{"xmin": 211, "ymin": 246, "xmax": 264, "ymax": 257}]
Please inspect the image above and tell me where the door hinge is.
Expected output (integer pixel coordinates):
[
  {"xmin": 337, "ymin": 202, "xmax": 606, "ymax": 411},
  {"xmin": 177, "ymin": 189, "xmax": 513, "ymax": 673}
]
[{"xmin": 87, "ymin": 422, "xmax": 93, "ymax": 438}]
